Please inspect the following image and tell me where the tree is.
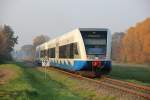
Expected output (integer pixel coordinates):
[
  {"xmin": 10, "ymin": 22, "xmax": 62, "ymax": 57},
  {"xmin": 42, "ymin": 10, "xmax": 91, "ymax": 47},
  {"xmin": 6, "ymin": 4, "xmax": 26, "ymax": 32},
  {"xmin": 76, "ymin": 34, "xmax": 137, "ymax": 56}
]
[
  {"xmin": 20, "ymin": 45, "xmax": 35, "ymax": 62},
  {"xmin": 0, "ymin": 25, "xmax": 18, "ymax": 62},
  {"xmin": 111, "ymin": 32, "xmax": 125, "ymax": 61},
  {"xmin": 0, "ymin": 28, "xmax": 7, "ymax": 55},
  {"xmin": 33, "ymin": 35, "xmax": 50, "ymax": 47},
  {"xmin": 120, "ymin": 18, "xmax": 150, "ymax": 64}
]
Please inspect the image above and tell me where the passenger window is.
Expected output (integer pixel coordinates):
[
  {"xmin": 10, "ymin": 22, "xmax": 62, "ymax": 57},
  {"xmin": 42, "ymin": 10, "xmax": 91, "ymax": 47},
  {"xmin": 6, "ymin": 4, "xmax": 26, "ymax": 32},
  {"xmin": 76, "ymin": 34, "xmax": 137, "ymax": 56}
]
[
  {"xmin": 48, "ymin": 48, "xmax": 55, "ymax": 58},
  {"xmin": 59, "ymin": 43, "xmax": 79, "ymax": 59},
  {"xmin": 73, "ymin": 43, "xmax": 80, "ymax": 58}
]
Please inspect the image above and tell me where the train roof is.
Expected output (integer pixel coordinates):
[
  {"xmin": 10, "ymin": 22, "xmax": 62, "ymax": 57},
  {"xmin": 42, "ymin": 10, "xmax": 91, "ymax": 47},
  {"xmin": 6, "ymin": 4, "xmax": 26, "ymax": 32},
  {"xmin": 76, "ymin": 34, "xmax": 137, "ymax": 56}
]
[
  {"xmin": 37, "ymin": 28, "xmax": 109, "ymax": 49},
  {"xmin": 79, "ymin": 28, "xmax": 109, "ymax": 31}
]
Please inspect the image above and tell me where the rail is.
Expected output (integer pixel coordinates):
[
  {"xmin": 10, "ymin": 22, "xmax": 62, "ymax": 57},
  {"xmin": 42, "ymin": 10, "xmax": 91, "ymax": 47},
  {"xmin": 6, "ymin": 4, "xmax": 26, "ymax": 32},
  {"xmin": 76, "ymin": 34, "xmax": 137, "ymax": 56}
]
[{"xmin": 45, "ymin": 67, "xmax": 150, "ymax": 100}]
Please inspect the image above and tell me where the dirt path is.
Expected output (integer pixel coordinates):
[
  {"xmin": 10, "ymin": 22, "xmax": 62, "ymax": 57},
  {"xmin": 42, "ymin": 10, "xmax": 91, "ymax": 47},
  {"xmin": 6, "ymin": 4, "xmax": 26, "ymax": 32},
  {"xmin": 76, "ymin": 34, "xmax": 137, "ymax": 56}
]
[{"xmin": 0, "ymin": 68, "xmax": 16, "ymax": 84}]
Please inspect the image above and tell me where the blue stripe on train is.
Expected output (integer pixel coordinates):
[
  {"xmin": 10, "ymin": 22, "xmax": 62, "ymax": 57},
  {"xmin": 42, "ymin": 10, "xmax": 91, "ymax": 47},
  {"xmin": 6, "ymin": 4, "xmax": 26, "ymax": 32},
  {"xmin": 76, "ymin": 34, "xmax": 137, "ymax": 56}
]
[
  {"xmin": 74, "ymin": 60, "xmax": 112, "ymax": 71},
  {"xmin": 50, "ymin": 60, "xmax": 111, "ymax": 71},
  {"xmin": 50, "ymin": 61, "xmax": 73, "ymax": 70},
  {"xmin": 73, "ymin": 61, "xmax": 88, "ymax": 70}
]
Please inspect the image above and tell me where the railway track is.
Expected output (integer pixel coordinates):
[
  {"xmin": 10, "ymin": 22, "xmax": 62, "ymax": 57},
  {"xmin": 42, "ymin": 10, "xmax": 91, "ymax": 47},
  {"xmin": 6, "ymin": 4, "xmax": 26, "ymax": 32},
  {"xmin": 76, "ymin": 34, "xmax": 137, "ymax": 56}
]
[
  {"xmin": 103, "ymin": 77, "xmax": 150, "ymax": 94},
  {"xmin": 100, "ymin": 77, "xmax": 150, "ymax": 99},
  {"xmin": 45, "ymin": 67, "xmax": 150, "ymax": 100}
]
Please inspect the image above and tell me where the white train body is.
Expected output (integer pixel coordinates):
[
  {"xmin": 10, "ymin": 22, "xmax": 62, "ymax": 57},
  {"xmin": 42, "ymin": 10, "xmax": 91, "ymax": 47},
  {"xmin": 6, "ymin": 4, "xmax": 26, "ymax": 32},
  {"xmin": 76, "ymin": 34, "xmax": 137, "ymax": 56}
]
[{"xmin": 35, "ymin": 28, "xmax": 112, "ymax": 74}]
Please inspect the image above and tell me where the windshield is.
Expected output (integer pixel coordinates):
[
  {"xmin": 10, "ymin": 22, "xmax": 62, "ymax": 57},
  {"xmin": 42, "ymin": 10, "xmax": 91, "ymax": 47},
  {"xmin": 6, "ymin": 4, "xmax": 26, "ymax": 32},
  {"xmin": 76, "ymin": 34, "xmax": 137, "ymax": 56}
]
[
  {"xmin": 80, "ymin": 30, "xmax": 107, "ymax": 58},
  {"xmin": 87, "ymin": 46, "xmax": 106, "ymax": 55}
]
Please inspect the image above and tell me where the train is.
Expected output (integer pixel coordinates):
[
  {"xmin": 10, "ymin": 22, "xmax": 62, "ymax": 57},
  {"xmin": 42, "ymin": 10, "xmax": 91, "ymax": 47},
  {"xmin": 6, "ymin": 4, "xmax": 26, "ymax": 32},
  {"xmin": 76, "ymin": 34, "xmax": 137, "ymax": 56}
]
[{"xmin": 35, "ymin": 28, "xmax": 112, "ymax": 77}]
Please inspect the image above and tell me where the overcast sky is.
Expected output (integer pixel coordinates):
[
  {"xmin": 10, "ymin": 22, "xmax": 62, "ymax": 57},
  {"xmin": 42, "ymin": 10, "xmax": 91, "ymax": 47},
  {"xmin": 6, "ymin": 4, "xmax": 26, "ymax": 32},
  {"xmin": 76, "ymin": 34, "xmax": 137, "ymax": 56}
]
[{"xmin": 0, "ymin": 0, "xmax": 150, "ymax": 48}]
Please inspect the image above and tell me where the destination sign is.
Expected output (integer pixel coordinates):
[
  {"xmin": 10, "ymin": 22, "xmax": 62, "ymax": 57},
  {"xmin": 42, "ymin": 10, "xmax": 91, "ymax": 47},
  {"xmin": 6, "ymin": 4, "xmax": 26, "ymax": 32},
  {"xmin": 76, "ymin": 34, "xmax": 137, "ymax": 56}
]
[
  {"xmin": 87, "ymin": 34, "xmax": 101, "ymax": 38},
  {"xmin": 81, "ymin": 31, "xmax": 107, "ymax": 39}
]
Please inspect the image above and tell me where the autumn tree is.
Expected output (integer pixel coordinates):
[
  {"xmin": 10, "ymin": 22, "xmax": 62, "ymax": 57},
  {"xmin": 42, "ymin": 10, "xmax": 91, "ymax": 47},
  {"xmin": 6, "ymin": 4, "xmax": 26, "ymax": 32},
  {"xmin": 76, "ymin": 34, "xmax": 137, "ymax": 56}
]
[
  {"xmin": 0, "ymin": 25, "xmax": 18, "ymax": 62},
  {"xmin": 0, "ymin": 27, "xmax": 7, "ymax": 55},
  {"xmin": 33, "ymin": 35, "xmax": 50, "ymax": 47},
  {"xmin": 120, "ymin": 18, "xmax": 150, "ymax": 64}
]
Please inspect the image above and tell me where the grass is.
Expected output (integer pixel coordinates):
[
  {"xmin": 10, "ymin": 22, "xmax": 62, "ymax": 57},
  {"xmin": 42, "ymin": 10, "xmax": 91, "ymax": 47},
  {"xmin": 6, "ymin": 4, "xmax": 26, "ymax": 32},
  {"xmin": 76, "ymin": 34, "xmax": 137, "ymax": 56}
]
[
  {"xmin": 0, "ymin": 62, "xmax": 116, "ymax": 100},
  {"xmin": 0, "ymin": 63, "xmax": 83, "ymax": 100},
  {"xmin": 0, "ymin": 64, "xmax": 22, "ymax": 81},
  {"xmin": 1, "ymin": 62, "xmax": 149, "ymax": 100},
  {"xmin": 38, "ymin": 67, "xmax": 116, "ymax": 100},
  {"xmin": 109, "ymin": 63, "xmax": 150, "ymax": 86}
]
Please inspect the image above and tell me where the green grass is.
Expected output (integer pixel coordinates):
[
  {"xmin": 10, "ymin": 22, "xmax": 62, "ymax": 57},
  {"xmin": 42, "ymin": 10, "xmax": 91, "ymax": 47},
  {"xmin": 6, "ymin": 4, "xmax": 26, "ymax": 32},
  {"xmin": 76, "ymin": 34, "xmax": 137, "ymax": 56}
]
[
  {"xmin": 1, "ymin": 62, "xmax": 149, "ymax": 100},
  {"xmin": 0, "ymin": 63, "xmax": 84, "ymax": 100},
  {"xmin": 109, "ymin": 63, "xmax": 150, "ymax": 86},
  {"xmin": 38, "ymin": 67, "xmax": 116, "ymax": 100},
  {"xmin": 0, "ymin": 62, "xmax": 116, "ymax": 100}
]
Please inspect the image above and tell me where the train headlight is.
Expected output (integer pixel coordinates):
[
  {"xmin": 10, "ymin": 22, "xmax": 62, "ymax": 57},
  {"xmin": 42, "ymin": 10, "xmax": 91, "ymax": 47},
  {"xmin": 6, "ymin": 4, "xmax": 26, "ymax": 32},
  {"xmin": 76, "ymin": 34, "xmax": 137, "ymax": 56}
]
[{"xmin": 92, "ymin": 61, "xmax": 101, "ymax": 68}]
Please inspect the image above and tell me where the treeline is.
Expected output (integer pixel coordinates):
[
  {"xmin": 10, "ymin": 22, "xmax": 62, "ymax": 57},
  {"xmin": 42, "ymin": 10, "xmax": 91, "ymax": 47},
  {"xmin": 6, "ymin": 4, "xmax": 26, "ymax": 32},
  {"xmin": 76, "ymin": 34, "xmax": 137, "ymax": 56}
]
[
  {"xmin": 13, "ymin": 35, "xmax": 50, "ymax": 62},
  {"xmin": 0, "ymin": 25, "xmax": 18, "ymax": 63},
  {"xmin": 112, "ymin": 18, "xmax": 150, "ymax": 64}
]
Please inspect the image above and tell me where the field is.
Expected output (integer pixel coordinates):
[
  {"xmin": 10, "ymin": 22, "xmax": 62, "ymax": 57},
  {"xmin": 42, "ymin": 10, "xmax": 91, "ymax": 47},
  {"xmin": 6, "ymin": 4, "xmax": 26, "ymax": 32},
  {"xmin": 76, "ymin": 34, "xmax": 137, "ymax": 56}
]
[
  {"xmin": 0, "ymin": 62, "xmax": 149, "ymax": 100},
  {"xmin": 109, "ymin": 63, "xmax": 150, "ymax": 86},
  {"xmin": 0, "ymin": 62, "xmax": 115, "ymax": 100}
]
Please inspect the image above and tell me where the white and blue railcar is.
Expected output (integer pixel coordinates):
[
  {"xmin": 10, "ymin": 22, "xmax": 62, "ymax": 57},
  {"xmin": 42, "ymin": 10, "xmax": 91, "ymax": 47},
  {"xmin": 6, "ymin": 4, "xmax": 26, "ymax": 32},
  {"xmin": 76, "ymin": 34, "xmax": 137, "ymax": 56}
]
[{"xmin": 35, "ymin": 28, "xmax": 112, "ymax": 75}]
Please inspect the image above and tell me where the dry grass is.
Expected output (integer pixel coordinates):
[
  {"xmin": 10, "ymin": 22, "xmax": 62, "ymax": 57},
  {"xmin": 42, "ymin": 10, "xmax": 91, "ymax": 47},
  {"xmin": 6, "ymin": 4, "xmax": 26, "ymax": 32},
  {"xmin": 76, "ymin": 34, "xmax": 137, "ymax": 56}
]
[{"xmin": 0, "ymin": 65, "xmax": 22, "ymax": 84}]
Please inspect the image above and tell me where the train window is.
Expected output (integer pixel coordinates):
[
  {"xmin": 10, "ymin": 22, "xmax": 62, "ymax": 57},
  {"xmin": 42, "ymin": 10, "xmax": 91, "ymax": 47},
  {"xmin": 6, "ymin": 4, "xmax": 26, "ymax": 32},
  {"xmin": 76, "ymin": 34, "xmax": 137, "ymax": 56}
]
[
  {"xmin": 84, "ymin": 39, "xmax": 106, "ymax": 45},
  {"xmin": 86, "ymin": 45, "xmax": 106, "ymax": 55},
  {"xmin": 59, "ymin": 43, "xmax": 79, "ymax": 59},
  {"xmin": 40, "ymin": 50, "xmax": 48, "ymax": 58},
  {"xmin": 69, "ymin": 43, "xmax": 74, "ymax": 58},
  {"xmin": 48, "ymin": 48, "xmax": 55, "ymax": 58},
  {"xmin": 44, "ymin": 50, "xmax": 46, "ymax": 57},
  {"xmin": 59, "ymin": 46, "xmax": 65, "ymax": 58},
  {"xmin": 81, "ymin": 31, "xmax": 107, "ymax": 57},
  {"xmin": 40, "ymin": 51, "xmax": 42, "ymax": 57},
  {"xmin": 44, "ymin": 50, "xmax": 47, "ymax": 57},
  {"xmin": 73, "ymin": 43, "xmax": 80, "ymax": 58},
  {"xmin": 40, "ymin": 50, "xmax": 44, "ymax": 57}
]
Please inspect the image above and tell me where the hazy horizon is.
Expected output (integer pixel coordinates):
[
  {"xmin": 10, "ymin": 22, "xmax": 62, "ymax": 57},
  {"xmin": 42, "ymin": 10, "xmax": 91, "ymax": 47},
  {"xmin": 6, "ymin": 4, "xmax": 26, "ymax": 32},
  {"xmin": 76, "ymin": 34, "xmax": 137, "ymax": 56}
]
[{"xmin": 0, "ymin": 0, "xmax": 150, "ymax": 48}]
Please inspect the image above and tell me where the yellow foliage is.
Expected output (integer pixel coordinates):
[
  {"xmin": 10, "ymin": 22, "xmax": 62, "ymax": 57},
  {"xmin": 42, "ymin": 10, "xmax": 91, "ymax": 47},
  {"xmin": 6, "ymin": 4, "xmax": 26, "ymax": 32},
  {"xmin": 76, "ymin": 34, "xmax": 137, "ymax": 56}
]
[{"xmin": 120, "ymin": 18, "xmax": 150, "ymax": 64}]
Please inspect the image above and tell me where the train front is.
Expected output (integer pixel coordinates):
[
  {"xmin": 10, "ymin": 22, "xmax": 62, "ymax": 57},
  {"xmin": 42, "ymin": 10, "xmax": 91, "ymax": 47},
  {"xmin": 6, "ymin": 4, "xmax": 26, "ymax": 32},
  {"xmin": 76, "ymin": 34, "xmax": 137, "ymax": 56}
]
[{"xmin": 79, "ymin": 29, "xmax": 112, "ymax": 76}]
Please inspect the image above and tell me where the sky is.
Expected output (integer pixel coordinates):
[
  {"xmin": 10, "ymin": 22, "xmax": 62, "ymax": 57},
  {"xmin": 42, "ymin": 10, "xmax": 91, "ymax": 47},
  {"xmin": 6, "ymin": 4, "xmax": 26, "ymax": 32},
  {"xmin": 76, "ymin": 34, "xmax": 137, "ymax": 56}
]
[{"xmin": 0, "ymin": 0, "xmax": 150, "ymax": 48}]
